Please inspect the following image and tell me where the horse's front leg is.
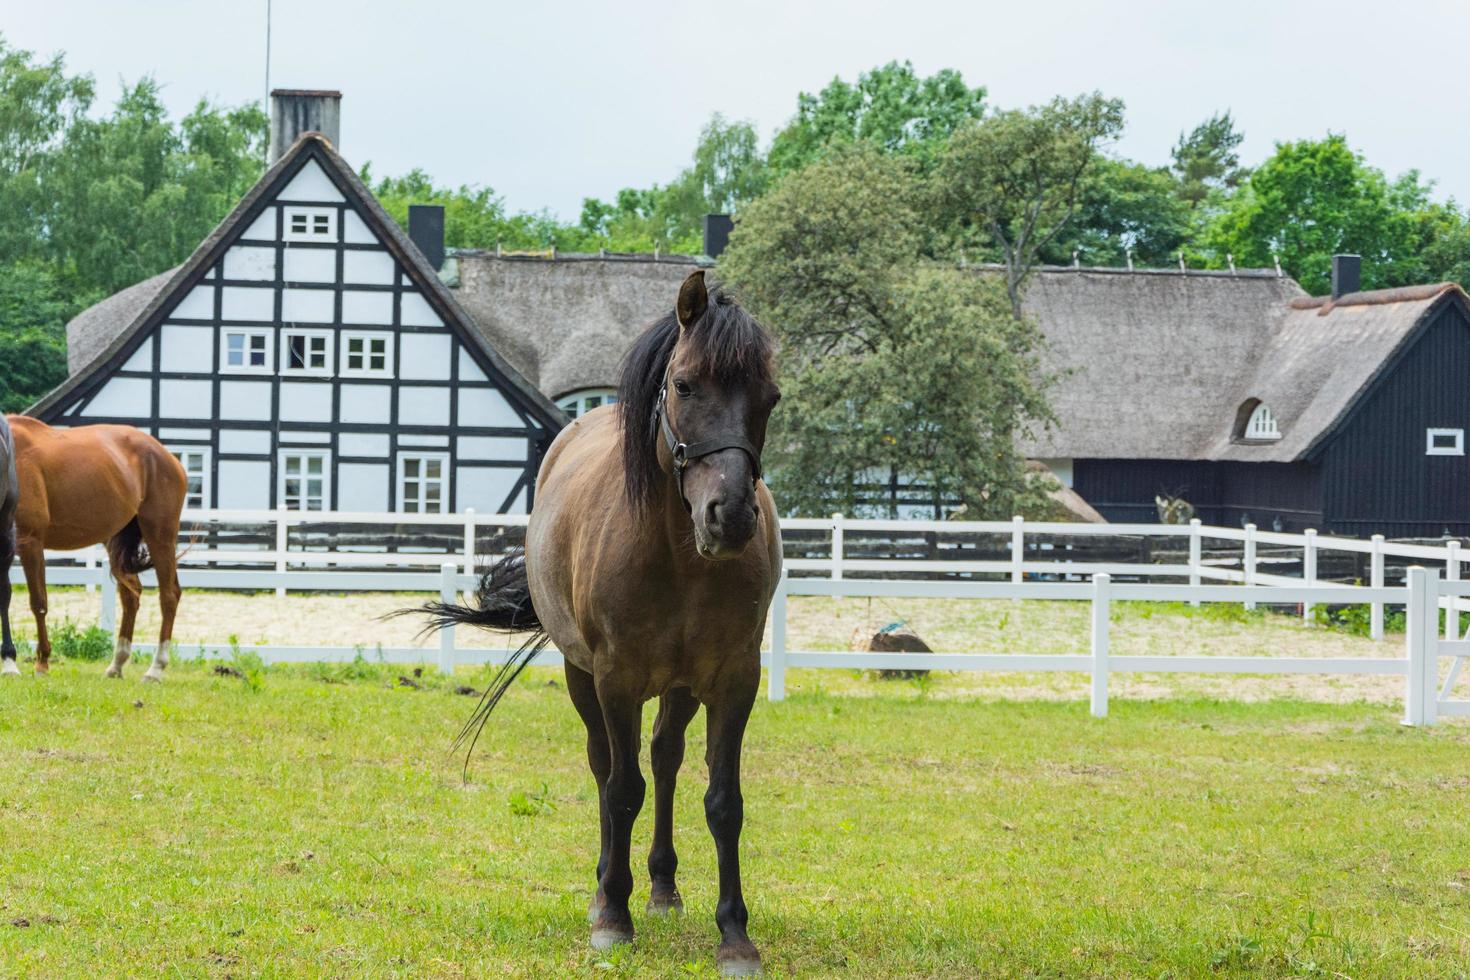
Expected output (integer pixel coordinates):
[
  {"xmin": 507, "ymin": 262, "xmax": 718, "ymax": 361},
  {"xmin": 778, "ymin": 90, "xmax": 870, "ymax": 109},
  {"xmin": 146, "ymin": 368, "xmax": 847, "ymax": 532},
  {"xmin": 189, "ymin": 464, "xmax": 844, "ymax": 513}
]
[
  {"xmin": 591, "ymin": 675, "xmax": 645, "ymax": 949},
  {"xmin": 704, "ymin": 660, "xmax": 761, "ymax": 976},
  {"xmin": 0, "ymin": 522, "xmax": 17, "ymax": 676},
  {"xmin": 648, "ymin": 688, "xmax": 700, "ymax": 915}
]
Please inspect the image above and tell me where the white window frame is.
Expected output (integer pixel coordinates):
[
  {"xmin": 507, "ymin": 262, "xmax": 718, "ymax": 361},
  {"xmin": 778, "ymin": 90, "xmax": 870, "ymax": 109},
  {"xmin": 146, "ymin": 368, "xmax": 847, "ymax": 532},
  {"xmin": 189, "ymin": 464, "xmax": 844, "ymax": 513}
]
[
  {"xmin": 1245, "ymin": 402, "xmax": 1281, "ymax": 441},
  {"xmin": 1427, "ymin": 428, "xmax": 1465, "ymax": 456},
  {"xmin": 278, "ymin": 450, "xmax": 331, "ymax": 511},
  {"xmin": 281, "ymin": 328, "xmax": 335, "ymax": 377},
  {"xmin": 220, "ymin": 328, "xmax": 273, "ymax": 375},
  {"xmin": 168, "ymin": 446, "xmax": 211, "ymax": 511},
  {"xmin": 283, "ymin": 206, "xmax": 337, "ymax": 243},
  {"xmin": 340, "ymin": 330, "xmax": 394, "ymax": 378},
  {"xmin": 397, "ymin": 452, "xmax": 450, "ymax": 514},
  {"xmin": 557, "ymin": 387, "xmax": 619, "ymax": 419}
]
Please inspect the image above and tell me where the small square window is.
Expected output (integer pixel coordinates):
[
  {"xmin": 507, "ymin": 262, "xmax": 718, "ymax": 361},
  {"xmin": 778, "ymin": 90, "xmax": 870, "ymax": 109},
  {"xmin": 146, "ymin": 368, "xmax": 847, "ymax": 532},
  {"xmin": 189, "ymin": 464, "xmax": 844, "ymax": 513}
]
[
  {"xmin": 169, "ymin": 447, "xmax": 210, "ymax": 510},
  {"xmin": 399, "ymin": 452, "xmax": 449, "ymax": 514},
  {"xmin": 340, "ymin": 331, "xmax": 393, "ymax": 377},
  {"xmin": 282, "ymin": 330, "xmax": 333, "ymax": 376},
  {"xmin": 283, "ymin": 206, "xmax": 337, "ymax": 243},
  {"xmin": 280, "ymin": 451, "xmax": 330, "ymax": 510},
  {"xmin": 221, "ymin": 329, "xmax": 272, "ymax": 374},
  {"xmin": 1427, "ymin": 428, "xmax": 1465, "ymax": 456}
]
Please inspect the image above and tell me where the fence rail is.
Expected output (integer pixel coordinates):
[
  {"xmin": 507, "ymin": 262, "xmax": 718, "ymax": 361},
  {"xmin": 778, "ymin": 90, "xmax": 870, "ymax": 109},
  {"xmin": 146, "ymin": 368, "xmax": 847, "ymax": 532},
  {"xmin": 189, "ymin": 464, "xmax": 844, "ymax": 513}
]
[{"xmin": 16, "ymin": 509, "xmax": 1470, "ymax": 725}]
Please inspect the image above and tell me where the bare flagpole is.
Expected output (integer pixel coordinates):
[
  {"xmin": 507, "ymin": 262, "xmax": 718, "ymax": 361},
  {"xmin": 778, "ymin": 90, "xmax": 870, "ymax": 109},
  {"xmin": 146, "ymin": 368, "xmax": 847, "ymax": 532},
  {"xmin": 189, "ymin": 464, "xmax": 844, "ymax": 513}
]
[{"xmin": 264, "ymin": 0, "xmax": 272, "ymax": 108}]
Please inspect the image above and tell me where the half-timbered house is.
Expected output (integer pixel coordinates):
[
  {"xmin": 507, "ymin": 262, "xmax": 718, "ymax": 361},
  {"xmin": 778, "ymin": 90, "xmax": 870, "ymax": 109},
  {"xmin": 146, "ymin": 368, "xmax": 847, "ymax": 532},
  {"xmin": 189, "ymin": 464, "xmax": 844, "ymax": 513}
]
[{"xmin": 34, "ymin": 91, "xmax": 562, "ymax": 516}]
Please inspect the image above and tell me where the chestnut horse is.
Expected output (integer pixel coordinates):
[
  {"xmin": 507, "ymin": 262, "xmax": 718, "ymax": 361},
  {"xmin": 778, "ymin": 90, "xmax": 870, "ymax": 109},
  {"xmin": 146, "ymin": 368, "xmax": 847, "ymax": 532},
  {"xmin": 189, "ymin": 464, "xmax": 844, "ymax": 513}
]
[
  {"xmin": 9, "ymin": 416, "xmax": 188, "ymax": 681},
  {"xmin": 427, "ymin": 271, "xmax": 781, "ymax": 975}
]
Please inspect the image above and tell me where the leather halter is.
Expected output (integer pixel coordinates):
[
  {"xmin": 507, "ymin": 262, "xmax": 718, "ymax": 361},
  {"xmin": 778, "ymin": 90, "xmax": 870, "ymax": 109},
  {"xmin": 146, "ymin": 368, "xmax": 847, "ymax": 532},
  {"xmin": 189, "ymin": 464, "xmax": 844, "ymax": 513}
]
[{"xmin": 655, "ymin": 383, "xmax": 763, "ymax": 504}]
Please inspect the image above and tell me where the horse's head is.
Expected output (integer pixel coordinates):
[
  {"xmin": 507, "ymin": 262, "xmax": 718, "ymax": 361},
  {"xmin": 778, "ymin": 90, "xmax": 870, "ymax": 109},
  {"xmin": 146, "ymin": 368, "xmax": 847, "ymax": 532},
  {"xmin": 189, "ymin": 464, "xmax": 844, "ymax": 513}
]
[{"xmin": 621, "ymin": 271, "xmax": 779, "ymax": 561}]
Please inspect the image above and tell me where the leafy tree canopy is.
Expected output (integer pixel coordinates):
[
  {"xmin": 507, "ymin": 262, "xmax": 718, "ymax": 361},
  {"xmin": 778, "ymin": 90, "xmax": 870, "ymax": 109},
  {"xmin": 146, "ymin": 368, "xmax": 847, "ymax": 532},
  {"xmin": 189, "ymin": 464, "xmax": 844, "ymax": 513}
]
[
  {"xmin": 1200, "ymin": 134, "xmax": 1452, "ymax": 293},
  {"xmin": 768, "ymin": 61, "xmax": 986, "ymax": 177},
  {"xmin": 1171, "ymin": 111, "xmax": 1247, "ymax": 209},
  {"xmin": 719, "ymin": 144, "xmax": 1054, "ymax": 519}
]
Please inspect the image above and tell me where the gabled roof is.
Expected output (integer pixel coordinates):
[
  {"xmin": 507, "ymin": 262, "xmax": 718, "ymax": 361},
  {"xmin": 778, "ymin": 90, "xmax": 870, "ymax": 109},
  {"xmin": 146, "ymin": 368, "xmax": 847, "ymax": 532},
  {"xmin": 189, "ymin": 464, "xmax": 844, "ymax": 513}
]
[
  {"xmin": 34, "ymin": 132, "xmax": 565, "ymax": 429},
  {"xmin": 1206, "ymin": 282, "xmax": 1469, "ymax": 462}
]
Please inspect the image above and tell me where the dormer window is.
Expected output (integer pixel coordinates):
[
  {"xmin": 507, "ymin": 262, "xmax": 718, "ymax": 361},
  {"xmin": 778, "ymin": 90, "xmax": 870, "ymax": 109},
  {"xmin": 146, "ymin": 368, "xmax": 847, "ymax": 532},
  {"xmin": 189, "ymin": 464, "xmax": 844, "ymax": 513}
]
[
  {"xmin": 1233, "ymin": 399, "xmax": 1282, "ymax": 443},
  {"xmin": 284, "ymin": 206, "xmax": 336, "ymax": 242},
  {"xmin": 1427, "ymin": 428, "xmax": 1465, "ymax": 456}
]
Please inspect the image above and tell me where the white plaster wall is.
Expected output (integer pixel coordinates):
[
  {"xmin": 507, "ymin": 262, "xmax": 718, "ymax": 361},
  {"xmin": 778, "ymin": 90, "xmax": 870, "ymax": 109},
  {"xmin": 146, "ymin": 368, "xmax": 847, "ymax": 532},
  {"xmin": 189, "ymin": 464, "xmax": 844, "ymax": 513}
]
[
  {"xmin": 219, "ymin": 429, "xmax": 272, "ymax": 454},
  {"xmin": 340, "ymin": 384, "xmax": 392, "ymax": 424},
  {"xmin": 279, "ymin": 382, "xmax": 333, "ymax": 422},
  {"xmin": 399, "ymin": 387, "xmax": 450, "ymax": 427},
  {"xmin": 159, "ymin": 326, "xmax": 212, "ymax": 372},
  {"xmin": 398, "ymin": 333, "xmax": 451, "ymax": 381},
  {"xmin": 158, "ymin": 379, "xmax": 214, "ymax": 419},
  {"xmin": 82, "ymin": 378, "xmax": 150, "ymax": 417},
  {"xmin": 456, "ymin": 466, "xmax": 521, "ymax": 514},
  {"xmin": 219, "ymin": 380, "xmax": 272, "ymax": 421},
  {"xmin": 217, "ymin": 459, "xmax": 271, "ymax": 508},
  {"xmin": 457, "ymin": 387, "xmax": 521, "ymax": 428},
  {"xmin": 337, "ymin": 463, "xmax": 390, "ymax": 511}
]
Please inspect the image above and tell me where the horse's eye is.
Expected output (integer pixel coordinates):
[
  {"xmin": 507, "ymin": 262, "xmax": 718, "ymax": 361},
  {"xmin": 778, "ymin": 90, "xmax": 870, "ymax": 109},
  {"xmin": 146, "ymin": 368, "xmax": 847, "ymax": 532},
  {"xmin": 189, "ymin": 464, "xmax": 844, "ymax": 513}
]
[{"xmin": 673, "ymin": 380, "xmax": 692, "ymax": 398}]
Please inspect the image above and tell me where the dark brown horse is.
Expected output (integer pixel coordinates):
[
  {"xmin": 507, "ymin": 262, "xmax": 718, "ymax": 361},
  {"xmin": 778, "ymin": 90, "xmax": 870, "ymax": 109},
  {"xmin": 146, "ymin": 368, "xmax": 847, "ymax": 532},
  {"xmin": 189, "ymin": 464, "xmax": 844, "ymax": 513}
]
[
  {"xmin": 0, "ymin": 416, "xmax": 20, "ymax": 676},
  {"xmin": 10, "ymin": 416, "xmax": 188, "ymax": 680},
  {"xmin": 428, "ymin": 271, "xmax": 781, "ymax": 975}
]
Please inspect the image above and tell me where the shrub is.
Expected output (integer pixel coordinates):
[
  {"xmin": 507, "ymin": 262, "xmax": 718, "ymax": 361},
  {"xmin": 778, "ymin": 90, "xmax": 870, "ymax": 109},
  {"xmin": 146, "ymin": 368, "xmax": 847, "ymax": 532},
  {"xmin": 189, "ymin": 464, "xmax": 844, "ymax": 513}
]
[{"xmin": 51, "ymin": 620, "xmax": 113, "ymax": 661}]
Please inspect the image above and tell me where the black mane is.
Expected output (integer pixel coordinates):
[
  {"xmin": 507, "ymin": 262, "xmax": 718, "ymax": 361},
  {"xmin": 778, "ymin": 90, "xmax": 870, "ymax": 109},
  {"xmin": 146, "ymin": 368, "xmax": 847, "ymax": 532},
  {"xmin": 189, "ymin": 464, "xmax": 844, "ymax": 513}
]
[{"xmin": 617, "ymin": 290, "xmax": 774, "ymax": 514}]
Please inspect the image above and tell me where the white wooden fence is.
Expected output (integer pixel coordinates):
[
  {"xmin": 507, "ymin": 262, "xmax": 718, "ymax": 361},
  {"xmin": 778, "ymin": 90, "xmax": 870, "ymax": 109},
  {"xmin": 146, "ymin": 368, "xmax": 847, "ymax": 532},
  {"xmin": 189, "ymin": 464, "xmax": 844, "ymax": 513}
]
[{"xmin": 17, "ymin": 509, "xmax": 1470, "ymax": 724}]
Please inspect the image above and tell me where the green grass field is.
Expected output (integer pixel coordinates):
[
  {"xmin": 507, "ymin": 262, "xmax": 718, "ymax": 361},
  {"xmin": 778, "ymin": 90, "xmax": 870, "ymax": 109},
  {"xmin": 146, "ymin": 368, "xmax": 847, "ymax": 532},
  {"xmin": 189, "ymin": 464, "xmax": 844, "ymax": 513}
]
[{"xmin": 3, "ymin": 640, "xmax": 1470, "ymax": 977}]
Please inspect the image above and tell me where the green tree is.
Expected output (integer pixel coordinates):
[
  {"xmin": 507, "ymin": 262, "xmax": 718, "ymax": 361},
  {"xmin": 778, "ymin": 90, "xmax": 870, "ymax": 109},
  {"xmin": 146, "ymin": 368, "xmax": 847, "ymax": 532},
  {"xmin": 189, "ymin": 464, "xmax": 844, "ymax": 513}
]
[
  {"xmin": 767, "ymin": 61, "xmax": 986, "ymax": 177},
  {"xmin": 0, "ymin": 262, "xmax": 69, "ymax": 411},
  {"xmin": 43, "ymin": 78, "xmax": 267, "ymax": 298},
  {"xmin": 1202, "ymin": 135, "xmax": 1440, "ymax": 293},
  {"xmin": 938, "ymin": 93, "xmax": 1126, "ymax": 317},
  {"xmin": 0, "ymin": 35, "xmax": 94, "ymax": 263},
  {"xmin": 1171, "ymin": 111, "xmax": 1247, "ymax": 209},
  {"xmin": 1041, "ymin": 157, "xmax": 1193, "ymax": 268},
  {"xmin": 719, "ymin": 144, "xmax": 1053, "ymax": 519}
]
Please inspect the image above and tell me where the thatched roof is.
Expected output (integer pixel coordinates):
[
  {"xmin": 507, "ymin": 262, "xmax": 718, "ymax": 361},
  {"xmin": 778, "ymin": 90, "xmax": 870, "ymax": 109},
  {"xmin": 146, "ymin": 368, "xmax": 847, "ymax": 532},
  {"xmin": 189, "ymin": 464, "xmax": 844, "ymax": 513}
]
[
  {"xmin": 65, "ymin": 266, "xmax": 178, "ymax": 374},
  {"xmin": 451, "ymin": 250, "xmax": 704, "ymax": 400}
]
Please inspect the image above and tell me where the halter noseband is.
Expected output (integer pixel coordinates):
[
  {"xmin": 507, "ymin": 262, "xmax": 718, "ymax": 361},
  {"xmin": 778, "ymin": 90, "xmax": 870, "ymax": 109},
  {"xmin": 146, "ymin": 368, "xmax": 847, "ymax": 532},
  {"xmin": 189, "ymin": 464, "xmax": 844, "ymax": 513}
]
[{"xmin": 654, "ymin": 382, "xmax": 763, "ymax": 504}]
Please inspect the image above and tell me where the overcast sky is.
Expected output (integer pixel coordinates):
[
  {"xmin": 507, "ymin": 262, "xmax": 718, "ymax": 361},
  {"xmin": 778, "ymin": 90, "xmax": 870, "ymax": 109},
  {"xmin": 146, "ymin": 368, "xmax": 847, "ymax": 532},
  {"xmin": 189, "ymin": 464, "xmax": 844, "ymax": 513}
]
[{"xmin": 9, "ymin": 0, "xmax": 1470, "ymax": 220}]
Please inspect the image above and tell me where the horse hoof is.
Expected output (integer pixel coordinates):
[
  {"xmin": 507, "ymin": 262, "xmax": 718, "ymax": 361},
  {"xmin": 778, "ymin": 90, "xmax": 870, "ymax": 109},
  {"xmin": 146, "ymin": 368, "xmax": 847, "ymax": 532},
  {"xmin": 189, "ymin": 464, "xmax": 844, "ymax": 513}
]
[
  {"xmin": 103, "ymin": 667, "xmax": 121, "ymax": 679},
  {"xmin": 141, "ymin": 670, "xmax": 164, "ymax": 684},
  {"xmin": 590, "ymin": 927, "xmax": 634, "ymax": 950},
  {"xmin": 35, "ymin": 663, "xmax": 50, "ymax": 676},
  {"xmin": 646, "ymin": 894, "xmax": 684, "ymax": 916},
  {"xmin": 0, "ymin": 660, "xmax": 19, "ymax": 677},
  {"xmin": 718, "ymin": 942, "xmax": 763, "ymax": 977}
]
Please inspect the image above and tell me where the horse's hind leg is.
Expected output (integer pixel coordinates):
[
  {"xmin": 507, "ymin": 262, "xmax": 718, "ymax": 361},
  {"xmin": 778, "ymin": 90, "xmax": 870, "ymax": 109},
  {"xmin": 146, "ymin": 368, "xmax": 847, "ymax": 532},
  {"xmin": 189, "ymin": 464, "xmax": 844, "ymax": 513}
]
[
  {"xmin": 138, "ymin": 515, "xmax": 181, "ymax": 683},
  {"xmin": 591, "ymin": 674, "xmax": 645, "ymax": 950},
  {"xmin": 565, "ymin": 663, "xmax": 613, "ymax": 924},
  {"xmin": 0, "ymin": 522, "xmax": 17, "ymax": 676},
  {"xmin": 648, "ymin": 687, "xmax": 699, "ymax": 915},
  {"xmin": 19, "ymin": 543, "xmax": 49, "ymax": 675},
  {"xmin": 105, "ymin": 570, "xmax": 142, "ymax": 679}
]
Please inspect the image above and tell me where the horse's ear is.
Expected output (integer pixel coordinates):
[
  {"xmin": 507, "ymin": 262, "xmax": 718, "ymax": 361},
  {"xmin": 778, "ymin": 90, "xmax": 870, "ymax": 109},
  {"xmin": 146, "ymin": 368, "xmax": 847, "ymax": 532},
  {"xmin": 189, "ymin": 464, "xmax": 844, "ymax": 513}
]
[{"xmin": 675, "ymin": 270, "xmax": 708, "ymax": 331}]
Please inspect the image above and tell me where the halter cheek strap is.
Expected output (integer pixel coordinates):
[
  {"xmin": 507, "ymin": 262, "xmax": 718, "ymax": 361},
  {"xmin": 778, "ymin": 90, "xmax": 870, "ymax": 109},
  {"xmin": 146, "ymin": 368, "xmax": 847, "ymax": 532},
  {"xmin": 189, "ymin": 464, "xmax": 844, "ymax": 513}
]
[{"xmin": 655, "ymin": 387, "xmax": 763, "ymax": 503}]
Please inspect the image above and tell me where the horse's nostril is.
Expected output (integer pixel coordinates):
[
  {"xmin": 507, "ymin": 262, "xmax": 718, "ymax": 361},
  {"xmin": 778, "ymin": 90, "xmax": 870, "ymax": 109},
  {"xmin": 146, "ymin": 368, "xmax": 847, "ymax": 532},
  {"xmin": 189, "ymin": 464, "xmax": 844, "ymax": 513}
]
[{"xmin": 705, "ymin": 499, "xmax": 722, "ymax": 527}]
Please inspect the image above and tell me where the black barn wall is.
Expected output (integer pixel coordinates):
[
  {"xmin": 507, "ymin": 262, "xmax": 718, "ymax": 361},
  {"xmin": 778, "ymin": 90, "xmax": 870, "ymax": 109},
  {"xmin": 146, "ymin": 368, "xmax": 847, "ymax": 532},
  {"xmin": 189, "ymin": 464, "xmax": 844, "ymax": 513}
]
[
  {"xmin": 1317, "ymin": 304, "xmax": 1470, "ymax": 538},
  {"xmin": 1074, "ymin": 459, "xmax": 1322, "ymax": 530}
]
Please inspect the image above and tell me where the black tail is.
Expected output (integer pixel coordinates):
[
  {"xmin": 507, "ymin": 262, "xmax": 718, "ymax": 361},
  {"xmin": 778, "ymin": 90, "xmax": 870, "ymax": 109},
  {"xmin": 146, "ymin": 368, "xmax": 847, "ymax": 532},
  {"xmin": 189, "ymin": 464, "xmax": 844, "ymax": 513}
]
[
  {"xmin": 412, "ymin": 549, "xmax": 551, "ymax": 772},
  {"xmin": 106, "ymin": 517, "xmax": 154, "ymax": 576}
]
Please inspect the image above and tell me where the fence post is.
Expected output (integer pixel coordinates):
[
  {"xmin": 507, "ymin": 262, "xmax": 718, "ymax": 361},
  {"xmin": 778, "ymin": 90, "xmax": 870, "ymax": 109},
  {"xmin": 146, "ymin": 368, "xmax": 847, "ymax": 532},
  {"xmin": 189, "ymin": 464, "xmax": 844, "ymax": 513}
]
[
  {"xmin": 1243, "ymin": 523, "xmax": 1257, "ymax": 611},
  {"xmin": 1090, "ymin": 573, "xmax": 1111, "ymax": 718},
  {"xmin": 439, "ymin": 563, "xmax": 457, "ymax": 676},
  {"xmin": 98, "ymin": 550, "xmax": 116, "ymax": 636},
  {"xmin": 275, "ymin": 504, "xmax": 288, "ymax": 598},
  {"xmin": 1447, "ymin": 540, "xmax": 1461, "ymax": 642},
  {"xmin": 1403, "ymin": 566, "xmax": 1437, "ymax": 726},
  {"xmin": 1302, "ymin": 528, "xmax": 1318, "ymax": 626},
  {"xmin": 1370, "ymin": 534, "xmax": 1385, "ymax": 641},
  {"xmin": 768, "ymin": 572, "xmax": 788, "ymax": 701},
  {"xmin": 1188, "ymin": 518, "xmax": 1202, "ymax": 607},
  {"xmin": 462, "ymin": 507, "xmax": 477, "ymax": 578},
  {"xmin": 85, "ymin": 545, "xmax": 98, "ymax": 595},
  {"xmin": 830, "ymin": 512, "xmax": 844, "ymax": 581},
  {"xmin": 1011, "ymin": 515, "xmax": 1024, "ymax": 601}
]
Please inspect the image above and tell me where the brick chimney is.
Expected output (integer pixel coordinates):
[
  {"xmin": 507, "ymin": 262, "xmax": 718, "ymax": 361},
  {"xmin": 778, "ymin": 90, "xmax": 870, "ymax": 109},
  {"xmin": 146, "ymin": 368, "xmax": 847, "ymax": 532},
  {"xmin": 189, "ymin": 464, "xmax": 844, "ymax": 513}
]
[
  {"xmin": 269, "ymin": 89, "xmax": 342, "ymax": 162},
  {"xmin": 703, "ymin": 214, "xmax": 734, "ymax": 259},
  {"xmin": 409, "ymin": 205, "xmax": 446, "ymax": 271}
]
